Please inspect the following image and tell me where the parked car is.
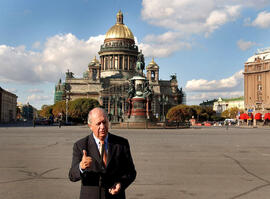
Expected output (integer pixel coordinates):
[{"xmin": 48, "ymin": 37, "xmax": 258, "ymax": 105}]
[
  {"xmin": 34, "ymin": 118, "xmax": 50, "ymax": 125},
  {"xmin": 203, "ymin": 122, "xmax": 212, "ymax": 126},
  {"xmin": 224, "ymin": 119, "xmax": 236, "ymax": 125}
]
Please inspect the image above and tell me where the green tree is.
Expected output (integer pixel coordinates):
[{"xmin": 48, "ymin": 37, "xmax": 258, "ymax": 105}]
[
  {"xmin": 52, "ymin": 100, "xmax": 66, "ymax": 117},
  {"xmin": 190, "ymin": 105, "xmax": 203, "ymax": 121},
  {"xmin": 202, "ymin": 106, "xmax": 216, "ymax": 121},
  {"xmin": 167, "ymin": 104, "xmax": 217, "ymax": 123},
  {"xmin": 68, "ymin": 98, "xmax": 100, "ymax": 123},
  {"xmin": 39, "ymin": 105, "xmax": 53, "ymax": 118},
  {"xmin": 166, "ymin": 104, "xmax": 192, "ymax": 122},
  {"xmin": 221, "ymin": 107, "xmax": 244, "ymax": 119}
]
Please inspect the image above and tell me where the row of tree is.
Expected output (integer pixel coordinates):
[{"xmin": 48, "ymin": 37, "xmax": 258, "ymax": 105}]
[
  {"xmin": 166, "ymin": 104, "xmax": 244, "ymax": 122},
  {"xmin": 38, "ymin": 98, "xmax": 243, "ymax": 124},
  {"xmin": 39, "ymin": 98, "xmax": 100, "ymax": 123}
]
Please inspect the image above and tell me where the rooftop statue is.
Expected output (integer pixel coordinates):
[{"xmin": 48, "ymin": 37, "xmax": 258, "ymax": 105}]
[
  {"xmin": 136, "ymin": 50, "xmax": 145, "ymax": 75},
  {"xmin": 66, "ymin": 69, "xmax": 74, "ymax": 79}
]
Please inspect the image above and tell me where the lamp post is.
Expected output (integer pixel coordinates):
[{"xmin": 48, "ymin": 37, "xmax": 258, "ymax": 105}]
[
  {"xmin": 65, "ymin": 83, "xmax": 70, "ymax": 124},
  {"xmin": 159, "ymin": 94, "xmax": 168, "ymax": 122},
  {"xmin": 66, "ymin": 97, "xmax": 68, "ymax": 124},
  {"xmin": 110, "ymin": 96, "xmax": 115, "ymax": 122}
]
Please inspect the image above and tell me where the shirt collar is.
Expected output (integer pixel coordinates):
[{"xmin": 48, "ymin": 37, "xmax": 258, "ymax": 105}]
[{"xmin": 92, "ymin": 132, "xmax": 108, "ymax": 146}]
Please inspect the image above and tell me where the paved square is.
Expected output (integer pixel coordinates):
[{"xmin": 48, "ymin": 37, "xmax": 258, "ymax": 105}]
[{"xmin": 0, "ymin": 126, "xmax": 270, "ymax": 199}]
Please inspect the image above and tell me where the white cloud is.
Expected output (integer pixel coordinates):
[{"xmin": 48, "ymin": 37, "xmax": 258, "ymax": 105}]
[
  {"xmin": 251, "ymin": 11, "xmax": 270, "ymax": 28},
  {"xmin": 184, "ymin": 70, "xmax": 244, "ymax": 104},
  {"xmin": 27, "ymin": 88, "xmax": 44, "ymax": 93},
  {"xmin": 27, "ymin": 94, "xmax": 51, "ymax": 102},
  {"xmin": 137, "ymin": 31, "xmax": 192, "ymax": 57},
  {"xmin": 0, "ymin": 45, "xmax": 42, "ymax": 83},
  {"xmin": 205, "ymin": 5, "xmax": 241, "ymax": 36},
  {"xmin": 26, "ymin": 94, "xmax": 52, "ymax": 109},
  {"xmin": 138, "ymin": 38, "xmax": 192, "ymax": 58},
  {"xmin": 139, "ymin": 0, "xmax": 270, "ymax": 56},
  {"xmin": 241, "ymin": 0, "xmax": 270, "ymax": 8},
  {"xmin": 237, "ymin": 39, "xmax": 256, "ymax": 51},
  {"xmin": 186, "ymin": 91, "xmax": 244, "ymax": 105},
  {"xmin": 0, "ymin": 34, "xmax": 105, "ymax": 84},
  {"xmin": 6, "ymin": 88, "xmax": 18, "ymax": 93},
  {"xmin": 185, "ymin": 70, "xmax": 243, "ymax": 92},
  {"xmin": 32, "ymin": 41, "xmax": 41, "ymax": 49},
  {"xmin": 141, "ymin": 0, "xmax": 242, "ymax": 36}
]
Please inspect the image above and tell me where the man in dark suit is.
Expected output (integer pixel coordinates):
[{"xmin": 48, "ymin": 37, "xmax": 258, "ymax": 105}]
[{"xmin": 69, "ymin": 107, "xmax": 136, "ymax": 199}]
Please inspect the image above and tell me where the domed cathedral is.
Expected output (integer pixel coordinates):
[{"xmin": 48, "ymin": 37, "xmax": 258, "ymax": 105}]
[
  {"xmin": 56, "ymin": 11, "xmax": 185, "ymax": 122},
  {"xmin": 99, "ymin": 10, "xmax": 138, "ymax": 79}
]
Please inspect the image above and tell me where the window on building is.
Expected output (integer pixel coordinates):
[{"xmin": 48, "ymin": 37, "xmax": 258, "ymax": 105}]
[
  {"xmin": 258, "ymin": 84, "xmax": 262, "ymax": 91},
  {"xmin": 119, "ymin": 56, "xmax": 123, "ymax": 70},
  {"xmin": 258, "ymin": 74, "xmax": 261, "ymax": 81},
  {"xmin": 129, "ymin": 57, "xmax": 132, "ymax": 70},
  {"xmin": 92, "ymin": 69, "xmax": 97, "ymax": 80},
  {"xmin": 105, "ymin": 58, "xmax": 108, "ymax": 70},
  {"xmin": 151, "ymin": 71, "xmax": 155, "ymax": 81},
  {"xmin": 103, "ymin": 97, "xmax": 109, "ymax": 113},
  {"xmin": 110, "ymin": 57, "xmax": 113, "ymax": 69},
  {"xmin": 115, "ymin": 56, "xmax": 118, "ymax": 69}
]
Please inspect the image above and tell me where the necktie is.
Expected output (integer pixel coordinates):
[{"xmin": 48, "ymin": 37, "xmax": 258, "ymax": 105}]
[{"xmin": 99, "ymin": 140, "xmax": 107, "ymax": 167}]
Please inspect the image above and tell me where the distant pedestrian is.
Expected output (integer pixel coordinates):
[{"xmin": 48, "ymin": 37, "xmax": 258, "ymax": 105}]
[
  {"xmin": 58, "ymin": 119, "xmax": 62, "ymax": 128},
  {"xmin": 225, "ymin": 121, "xmax": 229, "ymax": 130},
  {"xmin": 58, "ymin": 113, "xmax": 63, "ymax": 128}
]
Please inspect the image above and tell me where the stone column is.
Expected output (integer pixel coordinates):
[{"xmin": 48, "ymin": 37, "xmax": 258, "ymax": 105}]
[
  {"xmin": 113, "ymin": 55, "xmax": 115, "ymax": 70},
  {"xmin": 123, "ymin": 55, "xmax": 125, "ymax": 70},
  {"xmin": 118, "ymin": 55, "xmax": 120, "ymax": 70},
  {"xmin": 128, "ymin": 56, "xmax": 130, "ymax": 70},
  {"xmin": 102, "ymin": 56, "xmax": 105, "ymax": 70},
  {"xmin": 122, "ymin": 98, "xmax": 125, "ymax": 115},
  {"xmin": 108, "ymin": 97, "xmax": 111, "ymax": 115}
]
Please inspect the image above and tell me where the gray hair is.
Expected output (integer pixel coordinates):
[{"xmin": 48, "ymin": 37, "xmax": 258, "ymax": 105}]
[{"xmin": 87, "ymin": 107, "xmax": 108, "ymax": 125}]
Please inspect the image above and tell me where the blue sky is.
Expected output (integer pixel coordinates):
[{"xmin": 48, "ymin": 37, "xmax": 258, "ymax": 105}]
[{"xmin": 1, "ymin": 0, "xmax": 270, "ymax": 109}]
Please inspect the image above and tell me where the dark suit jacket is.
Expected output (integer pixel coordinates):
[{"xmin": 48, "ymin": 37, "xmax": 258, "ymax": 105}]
[{"xmin": 69, "ymin": 132, "xmax": 136, "ymax": 199}]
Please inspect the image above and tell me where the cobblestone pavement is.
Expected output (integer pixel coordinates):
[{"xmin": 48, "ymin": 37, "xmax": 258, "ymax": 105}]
[{"xmin": 0, "ymin": 126, "xmax": 270, "ymax": 199}]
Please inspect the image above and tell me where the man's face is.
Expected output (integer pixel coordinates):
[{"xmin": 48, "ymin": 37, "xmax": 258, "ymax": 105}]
[{"xmin": 89, "ymin": 110, "xmax": 108, "ymax": 141}]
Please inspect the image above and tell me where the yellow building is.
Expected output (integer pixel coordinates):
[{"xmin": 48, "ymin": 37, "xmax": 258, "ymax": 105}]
[{"xmin": 244, "ymin": 48, "xmax": 270, "ymax": 114}]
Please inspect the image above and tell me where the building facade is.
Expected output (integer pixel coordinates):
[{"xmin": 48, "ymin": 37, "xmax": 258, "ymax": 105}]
[
  {"xmin": 17, "ymin": 102, "xmax": 37, "ymax": 121},
  {"xmin": 213, "ymin": 97, "xmax": 244, "ymax": 116},
  {"xmin": 200, "ymin": 99, "xmax": 218, "ymax": 108},
  {"xmin": 56, "ymin": 11, "xmax": 185, "ymax": 122},
  {"xmin": 243, "ymin": 48, "xmax": 270, "ymax": 113},
  {"xmin": 0, "ymin": 87, "xmax": 17, "ymax": 123}
]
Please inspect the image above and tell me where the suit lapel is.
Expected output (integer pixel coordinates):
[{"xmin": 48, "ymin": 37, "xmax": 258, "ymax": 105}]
[
  {"xmin": 107, "ymin": 133, "xmax": 116, "ymax": 167},
  {"xmin": 88, "ymin": 133, "xmax": 101, "ymax": 162}
]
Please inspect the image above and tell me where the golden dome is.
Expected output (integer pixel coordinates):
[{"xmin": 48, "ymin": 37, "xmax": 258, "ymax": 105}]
[
  {"xmin": 149, "ymin": 58, "xmax": 157, "ymax": 65},
  {"xmin": 105, "ymin": 11, "xmax": 134, "ymax": 41},
  {"xmin": 147, "ymin": 58, "xmax": 159, "ymax": 69},
  {"xmin": 88, "ymin": 56, "xmax": 99, "ymax": 67}
]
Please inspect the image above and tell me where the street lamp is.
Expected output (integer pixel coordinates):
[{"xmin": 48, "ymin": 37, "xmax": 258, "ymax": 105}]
[
  {"xmin": 159, "ymin": 94, "xmax": 168, "ymax": 122},
  {"xmin": 66, "ymin": 97, "xmax": 68, "ymax": 124},
  {"xmin": 65, "ymin": 83, "xmax": 71, "ymax": 124}
]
